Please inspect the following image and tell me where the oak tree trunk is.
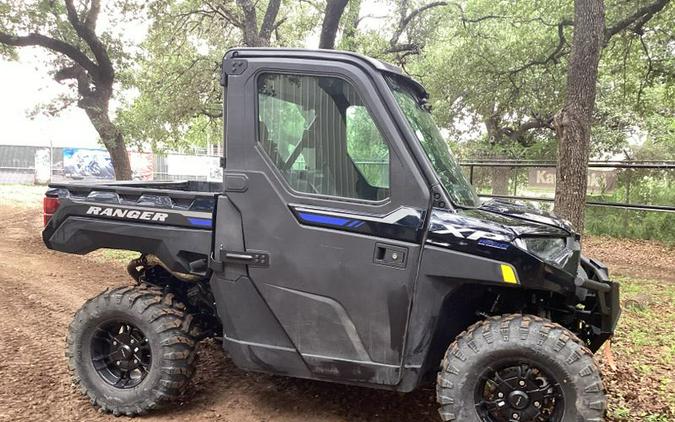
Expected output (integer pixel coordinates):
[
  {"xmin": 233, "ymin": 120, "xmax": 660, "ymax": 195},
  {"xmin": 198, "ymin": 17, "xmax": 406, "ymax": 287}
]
[
  {"xmin": 0, "ymin": 1, "xmax": 133, "ymax": 180},
  {"xmin": 483, "ymin": 112, "xmax": 512, "ymax": 196},
  {"xmin": 84, "ymin": 101, "xmax": 132, "ymax": 180},
  {"xmin": 319, "ymin": 0, "xmax": 349, "ymax": 49},
  {"xmin": 491, "ymin": 167, "xmax": 511, "ymax": 195},
  {"xmin": 553, "ymin": 0, "xmax": 605, "ymax": 233}
]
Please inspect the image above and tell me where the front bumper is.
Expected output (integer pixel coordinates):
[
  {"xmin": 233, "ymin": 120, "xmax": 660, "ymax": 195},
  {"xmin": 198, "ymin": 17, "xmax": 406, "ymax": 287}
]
[{"xmin": 579, "ymin": 256, "xmax": 621, "ymax": 351}]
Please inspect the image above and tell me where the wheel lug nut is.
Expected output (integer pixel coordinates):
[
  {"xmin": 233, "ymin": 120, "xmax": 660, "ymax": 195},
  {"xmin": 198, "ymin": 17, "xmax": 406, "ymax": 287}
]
[
  {"xmin": 112, "ymin": 341, "xmax": 117, "ymax": 346},
  {"xmin": 134, "ymin": 359, "xmax": 138, "ymax": 363},
  {"xmin": 131, "ymin": 339, "xmax": 135, "ymax": 344},
  {"xmin": 498, "ymin": 392, "xmax": 504, "ymax": 398},
  {"xmin": 519, "ymin": 380, "xmax": 526, "ymax": 386},
  {"xmin": 534, "ymin": 401, "xmax": 541, "ymax": 407},
  {"xmin": 116, "ymin": 361, "xmax": 120, "ymax": 366},
  {"xmin": 512, "ymin": 413, "xmax": 519, "ymax": 419}
]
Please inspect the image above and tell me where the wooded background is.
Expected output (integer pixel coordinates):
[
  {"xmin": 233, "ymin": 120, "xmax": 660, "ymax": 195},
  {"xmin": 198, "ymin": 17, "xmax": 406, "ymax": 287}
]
[{"xmin": 1, "ymin": 0, "xmax": 673, "ymax": 234}]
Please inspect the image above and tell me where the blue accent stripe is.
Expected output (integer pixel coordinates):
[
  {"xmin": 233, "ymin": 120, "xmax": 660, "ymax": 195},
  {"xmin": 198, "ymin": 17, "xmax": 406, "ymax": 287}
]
[
  {"xmin": 188, "ymin": 217, "xmax": 213, "ymax": 228},
  {"xmin": 298, "ymin": 212, "xmax": 351, "ymax": 227}
]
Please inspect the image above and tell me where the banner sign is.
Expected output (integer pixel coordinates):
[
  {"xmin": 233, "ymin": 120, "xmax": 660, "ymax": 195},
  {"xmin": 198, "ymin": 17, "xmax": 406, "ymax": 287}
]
[
  {"xmin": 528, "ymin": 167, "xmax": 618, "ymax": 193},
  {"xmin": 63, "ymin": 148, "xmax": 153, "ymax": 180}
]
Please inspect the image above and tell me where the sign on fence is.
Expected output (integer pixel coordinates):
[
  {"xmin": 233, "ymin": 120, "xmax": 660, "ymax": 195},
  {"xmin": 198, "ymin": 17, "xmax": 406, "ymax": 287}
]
[
  {"xmin": 63, "ymin": 148, "xmax": 153, "ymax": 180},
  {"xmin": 528, "ymin": 168, "xmax": 618, "ymax": 193}
]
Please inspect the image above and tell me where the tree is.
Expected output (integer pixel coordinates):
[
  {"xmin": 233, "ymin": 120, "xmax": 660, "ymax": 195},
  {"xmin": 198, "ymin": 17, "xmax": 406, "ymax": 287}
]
[
  {"xmin": 553, "ymin": 0, "xmax": 605, "ymax": 231},
  {"xmin": 0, "ymin": 0, "xmax": 138, "ymax": 179},
  {"xmin": 120, "ymin": 0, "xmax": 352, "ymax": 151},
  {"xmin": 554, "ymin": 0, "xmax": 670, "ymax": 231},
  {"xmin": 319, "ymin": 0, "xmax": 349, "ymax": 49},
  {"xmin": 235, "ymin": 0, "xmax": 281, "ymax": 47},
  {"xmin": 394, "ymin": 0, "xmax": 670, "ymax": 228}
]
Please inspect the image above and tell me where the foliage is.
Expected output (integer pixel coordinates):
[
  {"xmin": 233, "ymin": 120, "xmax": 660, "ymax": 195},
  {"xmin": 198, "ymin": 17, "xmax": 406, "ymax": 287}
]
[
  {"xmin": 117, "ymin": 0, "xmax": 322, "ymax": 152},
  {"xmin": 2, "ymin": 0, "xmax": 673, "ymax": 239},
  {"xmin": 0, "ymin": 0, "xmax": 144, "ymax": 114},
  {"xmin": 399, "ymin": 0, "xmax": 673, "ymax": 161},
  {"xmin": 585, "ymin": 201, "xmax": 675, "ymax": 245}
]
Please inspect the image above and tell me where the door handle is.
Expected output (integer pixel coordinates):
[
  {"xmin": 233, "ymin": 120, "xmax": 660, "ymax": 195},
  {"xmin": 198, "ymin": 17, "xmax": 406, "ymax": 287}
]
[
  {"xmin": 209, "ymin": 248, "xmax": 270, "ymax": 272},
  {"xmin": 373, "ymin": 243, "xmax": 408, "ymax": 268}
]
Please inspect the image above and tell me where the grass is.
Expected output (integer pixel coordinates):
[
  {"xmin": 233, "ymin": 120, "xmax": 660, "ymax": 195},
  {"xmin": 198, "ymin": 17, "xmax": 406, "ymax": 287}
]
[
  {"xmin": 0, "ymin": 184, "xmax": 47, "ymax": 208},
  {"xmin": 89, "ymin": 248, "xmax": 140, "ymax": 264}
]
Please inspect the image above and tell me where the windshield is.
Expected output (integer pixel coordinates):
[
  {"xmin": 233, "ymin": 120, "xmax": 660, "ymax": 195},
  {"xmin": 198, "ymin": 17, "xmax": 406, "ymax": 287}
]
[{"xmin": 386, "ymin": 77, "xmax": 480, "ymax": 208}]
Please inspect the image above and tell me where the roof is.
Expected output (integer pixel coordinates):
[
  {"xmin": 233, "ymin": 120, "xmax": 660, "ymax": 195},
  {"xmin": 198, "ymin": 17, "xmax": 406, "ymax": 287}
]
[{"xmin": 224, "ymin": 47, "xmax": 428, "ymax": 98}]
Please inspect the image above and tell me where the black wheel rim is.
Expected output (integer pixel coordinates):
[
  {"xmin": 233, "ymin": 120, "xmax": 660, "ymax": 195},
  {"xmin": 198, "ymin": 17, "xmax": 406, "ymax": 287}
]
[
  {"xmin": 474, "ymin": 361, "xmax": 564, "ymax": 422},
  {"xmin": 90, "ymin": 321, "xmax": 152, "ymax": 389}
]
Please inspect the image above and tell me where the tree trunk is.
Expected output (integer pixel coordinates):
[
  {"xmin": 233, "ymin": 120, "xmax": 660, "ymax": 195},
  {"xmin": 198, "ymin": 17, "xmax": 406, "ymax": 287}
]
[
  {"xmin": 84, "ymin": 104, "xmax": 132, "ymax": 180},
  {"xmin": 105, "ymin": 131, "xmax": 132, "ymax": 180},
  {"xmin": 491, "ymin": 167, "xmax": 511, "ymax": 195},
  {"xmin": 319, "ymin": 0, "xmax": 349, "ymax": 49},
  {"xmin": 553, "ymin": 0, "xmax": 605, "ymax": 233},
  {"xmin": 483, "ymin": 112, "xmax": 511, "ymax": 196}
]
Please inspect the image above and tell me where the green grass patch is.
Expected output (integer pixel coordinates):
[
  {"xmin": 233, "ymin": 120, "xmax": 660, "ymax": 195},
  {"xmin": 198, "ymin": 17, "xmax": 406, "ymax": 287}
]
[{"xmin": 88, "ymin": 249, "xmax": 139, "ymax": 264}]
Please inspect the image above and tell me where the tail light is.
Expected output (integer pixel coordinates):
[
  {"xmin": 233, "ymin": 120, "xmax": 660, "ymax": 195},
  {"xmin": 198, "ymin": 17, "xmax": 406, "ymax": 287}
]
[{"xmin": 43, "ymin": 196, "xmax": 60, "ymax": 226}]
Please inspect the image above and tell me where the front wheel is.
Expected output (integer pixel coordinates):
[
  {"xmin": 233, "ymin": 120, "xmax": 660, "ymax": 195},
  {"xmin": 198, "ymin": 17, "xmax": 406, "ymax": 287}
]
[
  {"xmin": 66, "ymin": 284, "xmax": 198, "ymax": 416},
  {"xmin": 436, "ymin": 314, "xmax": 606, "ymax": 422}
]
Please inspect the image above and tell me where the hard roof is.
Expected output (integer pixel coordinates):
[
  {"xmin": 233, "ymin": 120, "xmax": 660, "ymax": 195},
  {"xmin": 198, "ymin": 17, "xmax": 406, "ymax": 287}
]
[{"xmin": 225, "ymin": 47, "xmax": 428, "ymax": 97}]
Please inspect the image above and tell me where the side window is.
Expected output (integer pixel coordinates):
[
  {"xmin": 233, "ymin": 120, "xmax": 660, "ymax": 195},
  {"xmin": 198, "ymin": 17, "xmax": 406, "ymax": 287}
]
[
  {"xmin": 346, "ymin": 106, "xmax": 390, "ymax": 189},
  {"xmin": 257, "ymin": 73, "xmax": 390, "ymax": 201}
]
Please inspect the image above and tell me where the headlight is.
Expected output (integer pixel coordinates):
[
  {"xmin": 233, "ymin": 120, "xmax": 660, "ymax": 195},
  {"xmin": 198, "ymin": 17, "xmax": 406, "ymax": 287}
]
[{"xmin": 514, "ymin": 237, "xmax": 567, "ymax": 263}]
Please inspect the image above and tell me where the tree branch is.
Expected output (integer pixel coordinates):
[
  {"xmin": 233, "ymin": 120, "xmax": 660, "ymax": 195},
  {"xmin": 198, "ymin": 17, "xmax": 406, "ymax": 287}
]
[
  {"xmin": 605, "ymin": 0, "xmax": 670, "ymax": 42},
  {"xmin": 390, "ymin": 1, "xmax": 447, "ymax": 48},
  {"xmin": 64, "ymin": 0, "xmax": 113, "ymax": 83},
  {"xmin": 0, "ymin": 31, "xmax": 100, "ymax": 78},
  {"xmin": 319, "ymin": 0, "xmax": 349, "ymax": 49},
  {"xmin": 54, "ymin": 64, "xmax": 93, "ymax": 98},
  {"xmin": 259, "ymin": 0, "xmax": 281, "ymax": 43},
  {"xmin": 236, "ymin": 0, "xmax": 262, "ymax": 46},
  {"xmin": 84, "ymin": 0, "xmax": 101, "ymax": 31},
  {"xmin": 502, "ymin": 19, "xmax": 572, "ymax": 76},
  {"xmin": 400, "ymin": 1, "xmax": 447, "ymax": 28}
]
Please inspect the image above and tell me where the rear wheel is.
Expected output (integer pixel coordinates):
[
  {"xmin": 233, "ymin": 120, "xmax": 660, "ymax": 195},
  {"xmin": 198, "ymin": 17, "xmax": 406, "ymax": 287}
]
[
  {"xmin": 436, "ymin": 314, "xmax": 606, "ymax": 422},
  {"xmin": 66, "ymin": 284, "xmax": 197, "ymax": 416}
]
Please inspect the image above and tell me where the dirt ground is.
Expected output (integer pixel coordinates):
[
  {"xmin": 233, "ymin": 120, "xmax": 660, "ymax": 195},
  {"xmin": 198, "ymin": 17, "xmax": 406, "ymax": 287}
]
[{"xmin": 0, "ymin": 202, "xmax": 673, "ymax": 421}]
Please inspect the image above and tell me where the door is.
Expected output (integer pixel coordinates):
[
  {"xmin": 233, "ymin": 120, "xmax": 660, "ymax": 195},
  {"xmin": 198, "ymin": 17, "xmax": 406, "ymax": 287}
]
[{"xmin": 217, "ymin": 56, "xmax": 430, "ymax": 385}]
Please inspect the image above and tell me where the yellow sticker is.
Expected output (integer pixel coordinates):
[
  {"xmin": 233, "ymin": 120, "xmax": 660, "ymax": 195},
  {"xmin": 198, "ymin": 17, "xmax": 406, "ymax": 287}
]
[{"xmin": 501, "ymin": 264, "xmax": 518, "ymax": 284}]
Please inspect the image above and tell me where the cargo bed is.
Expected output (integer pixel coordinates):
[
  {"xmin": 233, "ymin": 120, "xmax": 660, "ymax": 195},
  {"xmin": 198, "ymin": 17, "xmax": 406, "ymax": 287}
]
[{"xmin": 42, "ymin": 180, "xmax": 219, "ymax": 275}]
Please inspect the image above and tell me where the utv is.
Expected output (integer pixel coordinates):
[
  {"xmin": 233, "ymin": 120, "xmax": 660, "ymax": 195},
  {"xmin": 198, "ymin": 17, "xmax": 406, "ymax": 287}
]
[{"xmin": 43, "ymin": 48, "xmax": 619, "ymax": 421}]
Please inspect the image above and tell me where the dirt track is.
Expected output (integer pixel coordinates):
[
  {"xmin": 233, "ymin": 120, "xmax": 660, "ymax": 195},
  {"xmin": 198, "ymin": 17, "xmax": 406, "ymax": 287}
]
[
  {"xmin": 0, "ymin": 206, "xmax": 439, "ymax": 422},
  {"xmin": 0, "ymin": 205, "xmax": 672, "ymax": 422}
]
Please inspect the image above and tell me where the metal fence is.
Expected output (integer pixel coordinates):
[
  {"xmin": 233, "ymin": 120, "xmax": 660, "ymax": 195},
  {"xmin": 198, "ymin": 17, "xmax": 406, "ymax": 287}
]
[
  {"xmin": 0, "ymin": 145, "xmax": 221, "ymax": 184},
  {"xmin": 461, "ymin": 160, "xmax": 675, "ymax": 213},
  {"xmin": 1, "ymin": 145, "xmax": 673, "ymax": 213}
]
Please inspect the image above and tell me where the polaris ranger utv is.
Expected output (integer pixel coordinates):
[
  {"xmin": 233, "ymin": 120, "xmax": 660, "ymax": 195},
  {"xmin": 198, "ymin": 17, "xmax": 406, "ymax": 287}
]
[{"xmin": 42, "ymin": 48, "xmax": 619, "ymax": 421}]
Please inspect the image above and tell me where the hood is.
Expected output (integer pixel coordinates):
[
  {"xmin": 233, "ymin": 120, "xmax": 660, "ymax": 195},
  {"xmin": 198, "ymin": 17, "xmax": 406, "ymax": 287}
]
[
  {"xmin": 477, "ymin": 199, "xmax": 576, "ymax": 236},
  {"xmin": 428, "ymin": 204, "xmax": 580, "ymax": 277}
]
